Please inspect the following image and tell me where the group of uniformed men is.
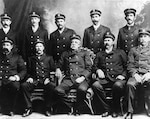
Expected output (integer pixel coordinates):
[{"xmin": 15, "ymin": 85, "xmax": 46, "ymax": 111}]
[{"xmin": 0, "ymin": 7, "xmax": 150, "ymax": 119}]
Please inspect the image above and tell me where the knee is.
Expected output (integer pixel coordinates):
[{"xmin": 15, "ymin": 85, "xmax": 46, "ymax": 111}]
[
  {"xmin": 113, "ymin": 81, "xmax": 124, "ymax": 89},
  {"xmin": 55, "ymin": 87, "xmax": 65, "ymax": 94},
  {"xmin": 92, "ymin": 81, "xmax": 103, "ymax": 90},
  {"xmin": 78, "ymin": 85, "xmax": 88, "ymax": 93}
]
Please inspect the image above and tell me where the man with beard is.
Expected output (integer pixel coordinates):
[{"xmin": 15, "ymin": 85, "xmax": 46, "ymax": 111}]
[
  {"xmin": 48, "ymin": 13, "xmax": 76, "ymax": 63},
  {"xmin": 117, "ymin": 8, "xmax": 139, "ymax": 55},
  {"xmin": 92, "ymin": 31, "xmax": 127, "ymax": 117},
  {"xmin": 21, "ymin": 38, "xmax": 56, "ymax": 117},
  {"xmin": 0, "ymin": 13, "xmax": 17, "ymax": 54},
  {"xmin": 22, "ymin": 12, "xmax": 48, "ymax": 62},
  {"xmin": 125, "ymin": 29, "xmax": 150, "ymax": 119},
  {"xmin": 0, "ymin": 37, "xmax": 26, "ymax": 116},
  {"xmin": 55, "ymin": 34, "xmax": 92, "ymax": 114},
  {"xmin": 83, "ymin": 9, "xmax": 110, "ymax": 54}
]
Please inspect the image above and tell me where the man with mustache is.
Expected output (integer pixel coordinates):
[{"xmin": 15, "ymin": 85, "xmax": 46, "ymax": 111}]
[
  {"xmin": 48, "ymin": 13, "xmax": 76, "ymax": 63},
  {"xmin": 92, "ymin": 31, "xmax": 127, "ymax": 117},
  {"xmin": 55, "ymin": 34, "xmax": 92, "ymax": 115},
  {"xmin": 0, "ymin": 13, "xmax": 17, "ymax": 54},
  {"xmin": 83, "ymin": 9, "xmax": 110, "ymax": 54},
  {"xmin": 0, "ymin": 37, "xmax": 26, "ymax": 116},
  {"xmin": 117, "ymin": 8, "xmax": 139, "ymax": 55},
  {"xmin": 22, "ymin": 12, "xmax": 48, "ymax": 62},
  {"xmin": 125, "ymin": 29, "xmax": 150, "ymax": 119},
  {"xmin": 21, "ymin": 38, "xmax": 56, "ymax": 117}
]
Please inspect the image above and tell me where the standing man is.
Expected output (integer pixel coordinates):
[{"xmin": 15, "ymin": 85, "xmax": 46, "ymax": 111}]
[
  {"xmin": 48, "ymin": 13, "xmax": 76, "ymax": 63},
  {"xmin": 22, "ymin": 11, "xmax": 48, "ymax": 62},
  {"xmin": 125, "ymin": 29, "xmax": 150, "ymax": 119},
  {"xmin": 55, "ymin": 34, "xmax": 92, "ymax": 114},
  {"xmin": 83, "ymin": 9, "xmax": 110, "ymax": 54},
  {"xmin": 21, "ymin": 38, "xmax": 56, "ymax": 117},
  {"xmin": 0, "ymin": 37, "xmax": 26, "ymax": 116},
  {"xmin": 92, "ymin": 32, "xmax": 127, "ymax": 117},
  {"xmin": 0, "ymin": 13, "xmax": 17, "ymax": 53},
  {"xmin": 117, "ymin": 8, "xmax": 139, "ymax": 54}
]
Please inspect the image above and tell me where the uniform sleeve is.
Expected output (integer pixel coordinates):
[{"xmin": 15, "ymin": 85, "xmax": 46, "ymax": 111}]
[
  {"xmin": 44, "ymin": 30, "xmax": 49, "ymax": 55},
  {"xmin": 92, "ymin": 53, "xmax": 101, "ymax": 73},
  {"xmin": 127, "ymin": 48, "xmax": 138, "ymax": 76},
  {"xmin": 117, "ymin": 29, "xmax": 122, "ymax": 49},
  {"xmin": 120, "ymin": 50, "xmax": 127, "ymax": 78},
  {"xmin": 49, "ymin": 56, "xmax": 56, "ymax": 71},
  {"xmin": 83, "ymin": 29, "xmax": 88, "ymax": 48},
  {"xmin": 56, "ymin": 52, "xmax": 65, "ymax": 71},
  {"xmin": 80, "ymin": 51, "xmax": 92, "ymax": 78},
  {"xmin": 17, "ymin": 55, "xmax": 27, "ymax": 80}
]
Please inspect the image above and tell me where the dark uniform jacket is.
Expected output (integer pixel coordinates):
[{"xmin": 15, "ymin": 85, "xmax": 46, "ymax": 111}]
[
  {"xmin": 93, "ymin": 48, "xmax": 127, "ymax": 83},
  {"xmin": 22, "ymin": 27, "xmax": 48, "ymax": 61},
  {"xmin": 83, "ymin": 25, "xmax": 110, "ymax": 54},
  {"xmin": 27, "ymin": 53, "xmax": 55, "ymax": 85},
  {"xmin": 117, "ymin": 24, "xmax": 139, "ymax": 54},
  {"xmin": 57, "ymin": 48, "xmax": 92, "ymax": 84},
  {"xmin": 127, "ymin": 45, "xmax": 150, "ymax": 76},
  {"xmin": 0, "ymin": 28, "xmax": 17, "ymax": 53},
  {"xmin": 0, "ymin": 52, "xmax": 26, "ymax": 85},
  {"xmin": 49, "ymin": 27, "xmax": 76, "ymax": 62}
]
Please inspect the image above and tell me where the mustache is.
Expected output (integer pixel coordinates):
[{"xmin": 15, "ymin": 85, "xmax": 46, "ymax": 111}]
[{"xmin": 2, "ymin": 48, "xmax": 9, "ymax": 54}]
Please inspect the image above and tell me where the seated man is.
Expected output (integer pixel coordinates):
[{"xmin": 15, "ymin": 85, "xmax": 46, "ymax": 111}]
[
  {"xmin": 125, "ymin": 29, "xmax": 150, "ymax": 119},
  {"xmin": 21, "ymin": 38, "xmax": 56, "ymax": 117},
  {"xmin": 92, "ymin": 31, "xmax": 127, "ymax": 117},
  {"xmin": 55, "ymin": 34, "xmax": 92, "ymax": 114},
  {"xmin": 0, "ymin": 37, "xmax": 26, "ymax": 116}
]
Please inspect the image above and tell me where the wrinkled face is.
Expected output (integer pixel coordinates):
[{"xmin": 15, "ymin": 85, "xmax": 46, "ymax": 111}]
[
  {"xmin": 125, "ymin": 13, "xmax": 135, "ymax": 25},
  {"xmin": 1, "ymin": 19, "xmax": 11, "ymax": 28},
  {"xmin": 2, "ymin": 42, "xmax": 13, "ymax": 54},
  {"xmin": 104, "ymin": 38, "xmax": 114, "ymax": 49},
  {"xmin": 31, "ymin": 17, "xmax": 40, "ymax": 26},
  {"xmin": 91, "ymin": 14, "xmax": 101, "ymax": 25},
  {"xmin": 70, "ymin": 39, "xmax": 81, "ymax": 50},
  {"xmin": 139, "ymin": 34, "xmax": 150, "ymax": 47},
  {"xmin": 55, "ymin": 19, "xmax": 65, "ymax": 30},
  {"xmin": 35, "ymin": 43, "xmax": 44, "ymax": 55}
]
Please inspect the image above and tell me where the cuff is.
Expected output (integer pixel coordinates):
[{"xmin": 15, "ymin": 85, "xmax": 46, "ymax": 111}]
[{"xmin": 14, "ymin": 75, "xmax": 20, "ymax": 81}]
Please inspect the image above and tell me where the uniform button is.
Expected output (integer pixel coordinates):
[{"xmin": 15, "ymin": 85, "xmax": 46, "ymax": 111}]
[
  {"xmin": 2, "ymin": 61, "xmax": 4, "ymax": 63},
  {"xmin": 76, "ymin": 68, "xmax": 78, "ymax": 70},
  {"xmin": 131, "ymin": 34, "xmax": 133, "ymax": 36},
  {"xmin": 7, "ymin": 60, "xmax": 9, "ymax": 62},
  {"xmin": 110, "ymin": 68, "xmax": 113, "ymax": 71},
  {"xmin": 37, "ymin": 36, "xmax": 39, "ymax": 38},
  {"xmin": 5, "ymin": 76, "xmax": 8, "ymax": 78},
  {"xmin": 91, "ymin": 48, "xmax": 94, "ymax": 51},
  {"xmin": 106, "ymin": 57, "xmax": 108, "ymax": 59},
  {"xmin": 69, "ymin": 57, "xmax": 71, "ymax": 60},
  {"xmin": 57, "ymin": 53, "xmax": 59, "ymax": 55},
  {"xmin": 126, "ymin": 50, "xmax": 128, "ymax": 53},
  {"xmin": 91, "ymin": 41, "xmax": 93, "ymax": 44},
  {"xmin": 131, "ymin": 40, "xmax": 133, "ymax": 42},
  {"xmin": 98, "ymin": 34, "xmax": 100, "ymax": 36},
  {"xmin": 41, "ymin": 62, "xmax": 43, "ymax": 65},
  {"xmin": 63, "ymin": 37, "xmax": 65, "ymax": 40},
  {"xmin": 76, "ymin": 62, "xmax": 78, "ymax": 64},
  {"xmin": 42, "ymin": 71, "xmax": 44, "ymax": 73},
  {"xmin": 131, "ymin": 45, "xmax": 133, "ymax": 47},
  {"xmin": 106, "ymin": 63, "xmax": 109, "ymax": 65},
  {"xmin": 57, "ymin": 46, "xmax": 60, "ymax": 48},
  {"xmin": 36, "ymin": 67, "xmax": 38, "ymax": 69},
  {"xmin": 6, "ymin": 66, "xmax": 9, "ymax": 68},
  {"xmin": 110, "ymin": 63, "xmax": 112, "ymax": 65},
  {"xmin": 31, "ymin": 42, "xmax": 33, "ymax": 44},
  {"xmin": 1, "ymin": 66, "xmax": 3, "ymax": 68},
  {"xmin": 107, "ymin": 69, "xmax": 109, "ymax": 71},
  {"xmin": 36, "ymin": 62, "xmax": 38, "ymax": 65},
  {"xmin": 125, "ymin": 40, "xmax": 127, "ymax": 42},
  {"xmin": 71, "ymin": 75, "xmax": 73, "ymax": 77},
  {"xmin": 0, "ymin": 77, "xmax": 2, "ymax": 79},
  {"xmin": 112, "ymin": 75, "xmax": 114, "ymax": 77},
  {"xmin": 57, "ymin": 39, "xmax": 59, "ymax": 41},
  {"xmin": 6, "ymin": 70, "xmax": 8, "ymax": 73},
  {"xmin": 97, "ymin": 41, "xmax": 100, "ymax": 43},
  {"xmin": 125, "ymin": 45, "xmax": 127, "ymax": 47},
  {"xmin": 37, "ymin": 72, "xmax": 39, "ymax": 74},
  {"xmin": 31, "ymin": 36, "xmax": 33, "ymax": 38},
  {"xmin": 0, "ymin": 71, "xmax": 2, "ymax": 73},
  {"xmin": 37, "ymin": 79, "xmax": 40, "ymax": 81},
  {"xmin": 63, "ymin": 45, "xmax": 65, "ymax": 47},
  {"xmin": 100, "ymin": 48, "xmax": 102, "ymax": 51},
  {"xmin": 110, "ymin": 56, "xmax": 112, "ymax": 59},
  {"xmin": 70, "ymin": 69, "xmax": 73, "ymax": 71},
  {"xmin": 126, "ymin": 35, "xmax": 128, "ymax": 37}
]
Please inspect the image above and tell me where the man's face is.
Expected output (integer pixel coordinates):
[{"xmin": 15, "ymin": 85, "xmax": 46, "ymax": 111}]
[
  {"xmin": 1, "ymin": 19, "xmax": 11, "ymax": 28},
  {"xmin": 91, "ymin": 14, "xmax": 101, "ymax": 25},
  {"xmin": 2, "ymin": 42, "xmax": 13, "ymax": 54},
  {"xmin": 104, "ymin": 38, "xmax": 114, "ymax": 49},
  {"xmin": 139, "ymin": 34, "xmax": 150, "ymax": 47},
  {"xmin": 35, "ymin": 43, "xmax": 44, "ymax": 55},
  {"xmin": 31, "ymin": 17, "xmax": 40, "ymax": 26},
  {"xmin": 125, "ymin": 13, "xmax": 135, "ymax": 25},
  {"xmin": 55, "ymin": 19, "xmax": 65, "ymax": 30},
  {"xmin": 70, "ymin": 39, "xmax": 81, "ymax": 50}
]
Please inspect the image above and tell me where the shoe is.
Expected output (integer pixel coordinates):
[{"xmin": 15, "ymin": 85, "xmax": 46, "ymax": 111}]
[
  {"xmin": 22, "ymin": 108, "xmax": 32, "ymax": 117},
  {"xmin": 146, "ymin": 110, "xmax": 150, "ymax": 117},
  {"xmin": 45, "ymin": 110, "xmax": 51, "ymax": 117},
  {"xmin": 9, "ymin": 111, "xmax": 14, "ymax": 116},
  {"xmin": 124, "ymin": 112, "xmax": 133, "ymax": 119},
  {"xmin": 101, "ymin": 111, "xmax": 109, "ymax": 117},
  {"xmin": 112, "ymin": 112, "xmax": 118, "ymax": 118}
]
